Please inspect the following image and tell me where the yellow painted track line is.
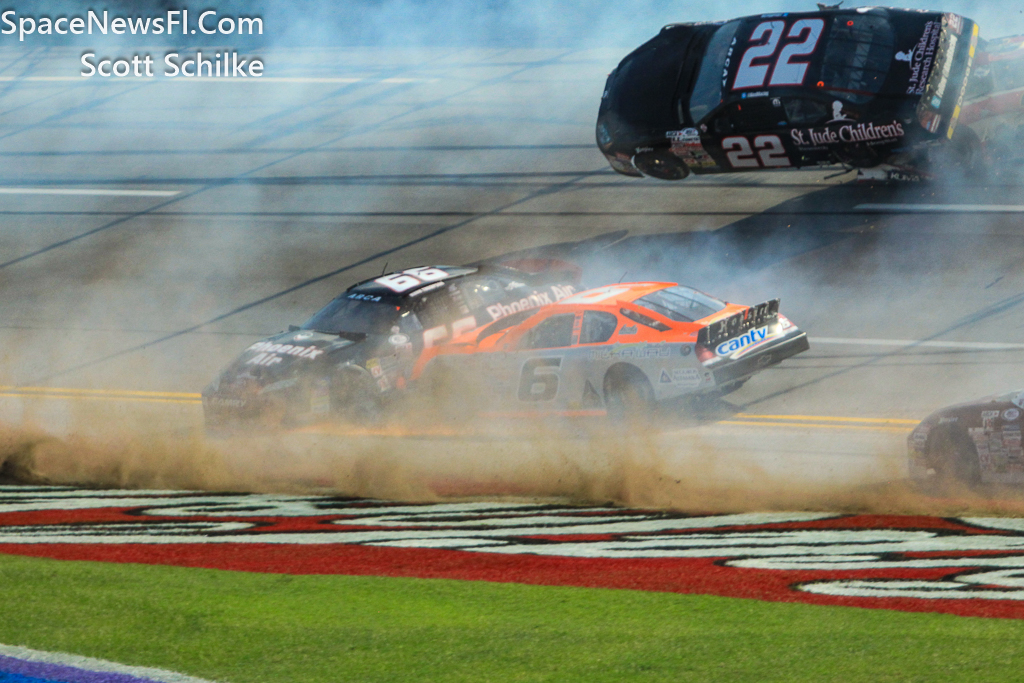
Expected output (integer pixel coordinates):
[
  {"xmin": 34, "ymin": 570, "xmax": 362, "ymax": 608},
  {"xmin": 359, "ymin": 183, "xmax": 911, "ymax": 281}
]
[
  {"xmin": 0, "ymin": 386, "xmax": 200, "ymax": 398},
  {"xmin": 0, "ymin": 387, "xmax": 921, "ymax": 429},
  {"xmin": 720, "ymin": 420, "xmax": 911, "ymax": 433},
  {"xmin": 0, "ymin": 393, "xmax": 200, "ymax": 405},
  {"xmin": 736, "ymin": 413, "xmax": 919, "ymax": 425},
  {"xmin": 0, "ymin": 386, "xmax": 201, "ymax": 405}
]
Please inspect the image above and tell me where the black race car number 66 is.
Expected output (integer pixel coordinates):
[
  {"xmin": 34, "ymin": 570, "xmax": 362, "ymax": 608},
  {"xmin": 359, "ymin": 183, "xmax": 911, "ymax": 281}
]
[
  {"xmin": 518, "ymin": 358, "xmax": 562, "ymax": 401},
  {"xmin": 374, "ymin": 266, "xmax": 450, "ymax": 293}
]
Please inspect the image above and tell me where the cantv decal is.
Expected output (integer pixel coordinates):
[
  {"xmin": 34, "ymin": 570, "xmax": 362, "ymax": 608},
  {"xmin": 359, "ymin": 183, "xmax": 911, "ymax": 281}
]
[
  {"xmin": 7, "ymin": 487, "xmax": 1024, "ymax": 618},
  {"xmin": 715, "ymin": 325, "xmax": 776, "ymax": 357}
]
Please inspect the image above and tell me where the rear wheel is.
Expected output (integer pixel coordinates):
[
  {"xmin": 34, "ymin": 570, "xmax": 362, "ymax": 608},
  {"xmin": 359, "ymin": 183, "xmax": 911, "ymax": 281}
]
[
  {"xmin": 925, "ymin": 127, "xmax": 986, "ymax": 180},
  {"xmin": 717, "ymin": 378, "xmax": 748, "ymax": 397},
  {"xmin": 604, "ymin": 366, "xmax": 655, "ymax": 423},
  {"xmin": 949, "ymin": 126, "xmax": 984, "ymax": 175},
  {"xmin": 926, "ymin": 427, "xmax": 981, "ymax": 486}
]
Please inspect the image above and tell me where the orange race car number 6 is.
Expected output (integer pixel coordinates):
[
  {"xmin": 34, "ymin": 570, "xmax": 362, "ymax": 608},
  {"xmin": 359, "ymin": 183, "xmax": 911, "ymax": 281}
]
[{"xmin": 518, "ymin": 357, "xmax": 562, "ymax": 401}]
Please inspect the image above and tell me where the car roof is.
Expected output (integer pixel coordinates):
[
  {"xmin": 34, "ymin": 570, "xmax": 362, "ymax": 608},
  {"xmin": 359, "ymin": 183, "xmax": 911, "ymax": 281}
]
[
  {"xmin": 553, "ymin": 282, "xmax": 675, "ymax": 308},
  {"xmin": 347, "ymin": 266, "xmax": 479, "ymax": 298}
]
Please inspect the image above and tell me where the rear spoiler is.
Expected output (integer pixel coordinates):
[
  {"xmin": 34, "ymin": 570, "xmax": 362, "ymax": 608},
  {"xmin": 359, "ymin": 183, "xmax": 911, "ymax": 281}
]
[{"xmin": 697, "ymin": 299, "xmax": 779, "ymax": 348}]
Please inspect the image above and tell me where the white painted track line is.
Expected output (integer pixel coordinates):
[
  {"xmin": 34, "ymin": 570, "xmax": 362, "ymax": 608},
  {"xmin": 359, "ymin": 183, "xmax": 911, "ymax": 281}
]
[
  {"xmin": 0, "ymin": 643, "xmax": 216, "ymax": 683},
  {"xmin": 0, "ymin": 188, "xmax": 179, "ymax": 197},
  {"xmin": 856, "ymin": 203, "xmax": 1024, "ymax": 213},
  {"xmin": 0, "ymin": 76, "xmax": 436, "ymax": 83},
  {"xmin": 814, "ymin": 337, "xmax": 1024, "ymax": 350}
]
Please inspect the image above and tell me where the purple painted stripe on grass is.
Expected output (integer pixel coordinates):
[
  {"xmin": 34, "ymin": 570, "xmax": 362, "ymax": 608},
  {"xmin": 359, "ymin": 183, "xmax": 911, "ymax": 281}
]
[{"xmin": 0, "ymin": 653, "xmax": 161, "ymax": 683}]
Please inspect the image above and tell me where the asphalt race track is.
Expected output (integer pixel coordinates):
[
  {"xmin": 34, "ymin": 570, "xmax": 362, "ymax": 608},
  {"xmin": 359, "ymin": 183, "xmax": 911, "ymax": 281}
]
[{"xmin": 1, "ymin": 46, "xmax": 1024, "ymax": 498}]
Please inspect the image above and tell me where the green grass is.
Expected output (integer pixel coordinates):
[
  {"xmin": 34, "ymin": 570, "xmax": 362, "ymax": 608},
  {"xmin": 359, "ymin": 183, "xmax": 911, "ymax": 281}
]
[{"xmin": 0, "ymin": 553, "xmax": 1022, "ymax": 682}]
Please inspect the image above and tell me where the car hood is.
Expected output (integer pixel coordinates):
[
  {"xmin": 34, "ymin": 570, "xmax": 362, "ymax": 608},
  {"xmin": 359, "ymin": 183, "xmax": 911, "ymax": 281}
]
[
  {"xmin": 598, "ymin": 24, "xmax": 713, "ymax": 149},
  {"xmin": 920, "ymin": 389, "xmax": 1024, "ymax": 424},
  {"xmin": 204, "ymin": 330, "xmax": 368, "ymax": 394}
]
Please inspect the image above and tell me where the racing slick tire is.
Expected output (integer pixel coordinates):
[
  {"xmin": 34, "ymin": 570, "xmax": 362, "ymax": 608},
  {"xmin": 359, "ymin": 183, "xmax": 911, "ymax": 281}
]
[
  {"xmin": 413, "ymin": 361, "xmax": 472, "ymax": 426},
  {"xmin": 926, "ymin": 426, "xmax": 981, "ymax": 487},
  {"xmin": 926, "ymin": 127, "xmax": 985, "ymax": 179},
  {"xmin": 604, "ymin": 364, "xmax": 655, "ymax": 423},
  {"xmin": 716, "ymin": 378, "xmax": 749, "ymax": 397},
  {"xmin": 947, "ymin": 127, "xmax": 985, "ymax": 178},
  {"xmin": 631, "ymin": 151, "xmax": 689, "ymax": 181},
  {"xmin": 330, "ymin": 367, "xmax": 383, "ymax": 426}
]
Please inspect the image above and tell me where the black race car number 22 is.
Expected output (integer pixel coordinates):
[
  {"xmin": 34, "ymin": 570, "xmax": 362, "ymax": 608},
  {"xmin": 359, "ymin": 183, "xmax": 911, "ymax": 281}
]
[
  {"xmin": 518, "ymin": 358, "xmax": 562, "ymax": 401},
  {"xmin": 734, "ymin": 19, "xmax": 825, "ymax": 90},
  {"xmin": 722, "ymin": 135, "xmax": 790, "ymax": 168}
]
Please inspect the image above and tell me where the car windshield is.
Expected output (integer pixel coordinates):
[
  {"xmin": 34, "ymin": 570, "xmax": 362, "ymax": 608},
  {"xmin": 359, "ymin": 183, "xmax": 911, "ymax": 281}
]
[
  {"xmin": 820, "ymin": 14, "xmax": 894, "ymax": 104},
  {"xmin": 301, "ymin": 296, "xmax": 402, "ymax": 335},
  {"xmin": 689, "ymin": 20, "xmax": 742, "ymax": 122},
  {"xmin": 995, "ymin": 389, "xmax": 1024, "ymax": 405},
  {"xmin": 636, "ymin": 286, "xmax": 726, "ymax": 322}
]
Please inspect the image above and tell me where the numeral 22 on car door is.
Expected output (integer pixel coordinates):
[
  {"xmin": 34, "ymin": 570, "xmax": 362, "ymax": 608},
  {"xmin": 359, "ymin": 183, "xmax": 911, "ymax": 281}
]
[{"xmin": 722, "ymin": 135, "xmax": 791, "ymax": 169}]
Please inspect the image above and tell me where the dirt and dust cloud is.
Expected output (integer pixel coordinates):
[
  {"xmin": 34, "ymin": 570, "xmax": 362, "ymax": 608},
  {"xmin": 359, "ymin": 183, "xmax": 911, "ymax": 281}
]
[{"xmin": 3, "ymin": 397, "xmax": 1024, "ymax": 519}]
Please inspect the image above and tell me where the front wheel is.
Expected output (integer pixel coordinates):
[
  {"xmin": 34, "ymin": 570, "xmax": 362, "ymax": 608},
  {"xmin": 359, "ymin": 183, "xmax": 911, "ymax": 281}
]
[
  {"xmin": 330, "ymin": 369, "xmax": 383, "ymax": 426},
  {"xmin": 926, "ymin": 427, "xmax": 981, "ymax": 487},
  {"xmin": 631, "ymin": 151, "xmax": 690, "ymax": 181}
]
